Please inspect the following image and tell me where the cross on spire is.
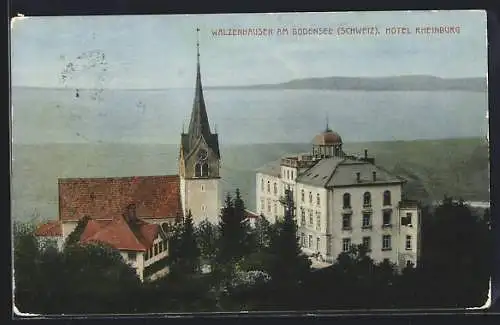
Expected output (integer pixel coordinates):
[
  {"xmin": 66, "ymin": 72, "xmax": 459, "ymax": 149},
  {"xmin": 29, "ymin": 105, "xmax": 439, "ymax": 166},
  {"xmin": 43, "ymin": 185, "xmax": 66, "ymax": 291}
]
[
  {"xmin": 196, "ymin": 27, "xmax": 200, "ymax": 61},
  {"xmin": 325, "ymin": 113, "xmax": 331, "ymax": 132}
]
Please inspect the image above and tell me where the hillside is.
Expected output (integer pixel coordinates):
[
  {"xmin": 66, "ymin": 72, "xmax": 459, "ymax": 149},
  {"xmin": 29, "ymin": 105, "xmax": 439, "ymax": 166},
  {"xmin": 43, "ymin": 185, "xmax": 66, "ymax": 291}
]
[
  {"xmin": 10, "ymin": 138, "xmax": 489, "ymax": 222},
  {"xmin": 207, "ymin": 75, "xmax": 487, "ymax": 92}
]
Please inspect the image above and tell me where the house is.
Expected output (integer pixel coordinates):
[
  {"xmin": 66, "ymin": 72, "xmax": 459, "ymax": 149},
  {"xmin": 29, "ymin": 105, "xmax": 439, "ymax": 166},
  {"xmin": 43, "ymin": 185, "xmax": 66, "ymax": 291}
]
[{"xmin": 255, "ymin": 126, "xmax": 421, "ymax": 271}]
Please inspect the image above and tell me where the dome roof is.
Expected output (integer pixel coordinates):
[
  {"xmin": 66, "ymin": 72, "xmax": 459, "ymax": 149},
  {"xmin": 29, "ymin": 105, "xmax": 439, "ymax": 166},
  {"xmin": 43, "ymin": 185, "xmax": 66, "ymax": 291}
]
[{"xmin": 312, "ymin": 129, "xmax": 343, "ymax": 145}]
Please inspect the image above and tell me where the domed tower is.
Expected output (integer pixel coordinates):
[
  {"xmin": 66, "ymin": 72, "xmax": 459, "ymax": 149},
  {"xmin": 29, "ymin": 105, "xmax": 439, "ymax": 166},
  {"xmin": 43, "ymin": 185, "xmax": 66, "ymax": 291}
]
[{"xmin": 312, "ymin": 123, "xmax": 343, "ymax": 159}]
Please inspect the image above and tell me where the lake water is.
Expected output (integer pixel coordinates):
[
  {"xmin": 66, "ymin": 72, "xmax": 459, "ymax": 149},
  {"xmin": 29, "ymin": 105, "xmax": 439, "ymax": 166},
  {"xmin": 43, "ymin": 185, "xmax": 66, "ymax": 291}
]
[{"xmin": 10, "ymin": 87, "xmax": 488, "ymax": 223}]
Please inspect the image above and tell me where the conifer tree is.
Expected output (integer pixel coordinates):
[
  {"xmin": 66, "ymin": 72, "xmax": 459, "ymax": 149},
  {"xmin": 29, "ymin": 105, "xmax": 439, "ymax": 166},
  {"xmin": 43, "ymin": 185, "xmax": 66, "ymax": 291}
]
[
  {"xmin": 217, "ymin": 191, "xmax": 248, "ymax": 265},
  {"xmin": 178, "ymin": 210, "xmax": 200, "ymax": 275},
  {"xmin": 268, "ymin": 189, "xmax": 311, "ymax": 289}
]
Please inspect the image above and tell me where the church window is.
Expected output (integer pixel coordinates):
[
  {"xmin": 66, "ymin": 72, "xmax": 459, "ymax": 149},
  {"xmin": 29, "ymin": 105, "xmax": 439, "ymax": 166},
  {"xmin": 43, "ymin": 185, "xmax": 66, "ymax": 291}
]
[
  {"xmin": 343, "ymin": 193, "xmax": 351, "ymax": 209},
  {"xmin": 267, "ymin": 181, "xmax": 271, "ymax": 194},
  {"xmin": 201, "ymin": 184, "xmax": 205, "ymax": 192},
  {"xmin": 291, "ymin": 171, "xmax": 294, "ymax": 180},
  {"xmin": 195, "ymin": 163, "xmax": 202, "ymax": 177},
  {"xmin": 316, "ymin": 193, "xmax": 320, "ymax": 206},
  {"xmin": 301, "ymin": 190, "xmax": 305, "ymax": 202},
  {"xmin": 273, "ymin": 182, "xmax": 278, "ymax": 195},
  {"xmin": 261, "ymin": 179, "xmax": 264, "ymax": 191},
  {"xmin": 383, "ymin": 190, "xmax": 391, "ymax": 206},
  {"xmin": 267, "ymin": 199, "xmax": 271, "ymax": 213},
  {"xmin": 363, "ymin": 192, "xmax": 371, "ymax": 207},
  {"xmin": 316, "ymin": 237, "xmax": 320, "ymax": 251},
  {"xmin": 309, "ymin": 192, "xmax": 313, "ymax": 204},
  {"xmin": 260, "ymin": 199, "xmax": 265, "ymax": 211},
  {"xmin": 201, "ymin": 204, "xmax": 206, "ymax": 212},
  {"xmin": 287, "ymin": 170, "xmax": 290, "ymax": 179},
  {"xmin": 201, "ymin": 163, "xmax": 209, "ymax": 177},
  {"xmin": 273, "ymin": 202, "xmax": 278, "ymax": 214}
]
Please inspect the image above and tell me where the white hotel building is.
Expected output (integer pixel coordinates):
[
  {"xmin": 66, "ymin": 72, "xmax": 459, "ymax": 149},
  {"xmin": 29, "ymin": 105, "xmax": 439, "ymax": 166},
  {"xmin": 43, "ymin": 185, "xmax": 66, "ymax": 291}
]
[{"xmin": 255, "ymin": 127, "xmax": 421, "ymax": 270}]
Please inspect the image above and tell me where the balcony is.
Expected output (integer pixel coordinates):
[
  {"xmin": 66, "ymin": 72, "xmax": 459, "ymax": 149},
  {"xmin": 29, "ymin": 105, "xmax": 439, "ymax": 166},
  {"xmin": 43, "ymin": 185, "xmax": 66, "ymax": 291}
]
[
  {"xmin": 362, "ymin": 204, "xmax": 373, "ymax": 213},
  {"xmin": 342, "ymin": 206, "xmax": 352, "ymax": 214}
]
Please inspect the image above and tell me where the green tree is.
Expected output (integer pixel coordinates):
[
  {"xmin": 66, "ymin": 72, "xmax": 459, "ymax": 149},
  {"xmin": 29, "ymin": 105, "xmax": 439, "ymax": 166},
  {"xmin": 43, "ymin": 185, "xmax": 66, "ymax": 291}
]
[
  {"xmin": 176, "ymin": 210, "xmax": 201, "ymax": 275},
  {"xmin": 267, "ymin": 189, "xmax": 311, "ymax": 302},
  {"xmin": 196, "ymin": 219, "xmax": 219, "ymax": 268},
  {"xmin": 65, "ymin": 215, "xmax": 91, "ymax": 246}
]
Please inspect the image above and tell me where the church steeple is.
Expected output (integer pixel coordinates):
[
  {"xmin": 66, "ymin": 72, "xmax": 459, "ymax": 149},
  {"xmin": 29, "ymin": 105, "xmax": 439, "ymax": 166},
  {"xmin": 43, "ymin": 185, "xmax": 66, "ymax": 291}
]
[{"xmin": 188, "ymin": 27, "xmax": 212, "ymax": 142}]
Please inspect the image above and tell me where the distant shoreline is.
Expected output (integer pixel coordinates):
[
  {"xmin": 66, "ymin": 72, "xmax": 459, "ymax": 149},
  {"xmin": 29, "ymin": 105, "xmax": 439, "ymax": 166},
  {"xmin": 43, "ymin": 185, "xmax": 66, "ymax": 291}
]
[{"xmin": 12, "ymin": 75, "xmax": 487, "ymax": 92}]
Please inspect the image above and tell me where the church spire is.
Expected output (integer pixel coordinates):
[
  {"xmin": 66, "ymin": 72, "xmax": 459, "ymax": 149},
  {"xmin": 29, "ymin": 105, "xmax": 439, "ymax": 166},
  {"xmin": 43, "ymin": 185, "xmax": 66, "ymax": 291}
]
[
  {"xmin": 325, "ymin": 112, "xmax": 331, "ymax": 132},
  {"xmin": 187, "ymin": 28, "xmax": 212, "ymax": 142}
]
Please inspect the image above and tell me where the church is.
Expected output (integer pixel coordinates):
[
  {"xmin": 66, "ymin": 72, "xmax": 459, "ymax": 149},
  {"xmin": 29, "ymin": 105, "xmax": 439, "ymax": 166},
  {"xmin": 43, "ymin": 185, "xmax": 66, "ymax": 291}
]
[
  {"xmin": 34, "ymin": 32, "xmax": 223, "ymax": 281},
  {"xmin": 255, "ymin": 126, "xmax": 421, "ymax": 271}
]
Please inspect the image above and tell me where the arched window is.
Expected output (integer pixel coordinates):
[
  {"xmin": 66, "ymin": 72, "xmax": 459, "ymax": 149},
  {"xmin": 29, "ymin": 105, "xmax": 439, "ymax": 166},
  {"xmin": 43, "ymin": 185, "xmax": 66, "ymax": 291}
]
[
  {"xmin": 309, "ymin": 192, "xmax": 313, "ymax": 204},
  {"xmin": 273, "ymin": 182, "xmax": 278, "ymax": 195},
  {"xmin": 267, "ymin": 181, "xmax": 271, "ymax": 193},
  {"xmin": 301, "ymin": 189, "xmax": 305, "ymax": 202},
  {"xmin": 201, "ymin": 163, "xmax": 209, "ymax": 177},
  {"xmin": 195, "ymin": 163, "xmax": 202, "ymax": 177},
  {"xmin": 343, "ymin": 193, "xmax": 351, "ymax": 209},
  {"xmin": 261, "ymin": 179, "xmax": 264, "ymax": 191},
  {"xmin": 363, "ymin": 192, "xmax": 371, "ymax": 207},
  {"xmin": 383, "ymin": 190, "xmax": 391, "ymax": 206},
  {"xmin": 316, "ymin": 193, "xmax": 320, "ymax": 206}
]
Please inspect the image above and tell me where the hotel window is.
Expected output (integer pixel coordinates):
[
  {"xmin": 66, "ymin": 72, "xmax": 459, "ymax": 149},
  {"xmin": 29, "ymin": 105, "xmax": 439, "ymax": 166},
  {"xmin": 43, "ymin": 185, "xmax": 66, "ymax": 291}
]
[
  {"xmin": 404, "ymin": 212, "xmax": 413, "ymax": 226},
  {"xmin": 267, "ymin": 199, "xmax": 272, "ymax": 213},
  {"xmin": 363, "ymin": 192, "xmax": 371, "ymax": 207},
  {"xmin": 309, "ymin": 192, "xmax": 313, "ymax": 204},
  {"xmin": 326, "ymin": 237, "xmax": 332, "ymax": 255},
  {"xmin": 154, "ymin": 243, "xmax": 158, "ymax": 256},
  {"xmin": 273, "ymin": 182, "xmax": 278, "ymax": 195},
  {"xmin": 291, "ymin": 171, "xmax": 294, "ymax": 180},
  {"xmin": 362, "ymin": 213, "xmax": 371, "ymax": 227},
  {"xmin": 159, "ymin": 241, "xmax": 164, "ymax": 252},
  {"xmin": 316, "ymin": 212, "xmax": 321, "ymax": 231},
  {"xmin": 308, "ymin": 235, "xmax": 313, "ymax": 248},
  {"xmin": 383, "ymin": 190, "xmax": 391, "ymax": 206},
  {"xmin": 301, "ymin": 208, "xmax": 306, "ymax": 225},
  {"xmin": 382, "ymin": 235, "xmax": 392, "ymax": 250},
  {"xmin": 343, "ymin": 193, "xmax": 351, "ymax": 208},
  {"xmin": 362, "ymin": 236, "xmax": 371, "ymax": 251},
  {"xmin": 274, "ymin": 202, "xmax": 278, "ymax": 215},
  {"xmin": 316, "ymin": 237, "xmax": 320, "ymax": 251},
  {"xmin": 287, "ymin": 170, "xmax": 290, "ymax": 179},
  {"xmin": 342, "ymin": 214, "xmax": 352, "ymax": 230},
  {"xmin": 260, "ymin": 199, "xmax": 265, "ymax": 211},
  {"xmin": 309, "ymin": 209, "xmax": 313, "ymax": 225},
  {"xmin": 301, "ymin": 233, "xmax": 305, "ymax": 246},
  {"xmin": 383, "ymin": 210, "xmax": 392, "ymax": 226},
  {"xmin": 128, "ymin": 252, "xmax": 137, "ymax": 261},
  {"xmin": 145, "ymin": 250, "xmax": 149, "ymax": 260},
  {"xmin": 316, "ymin": 193, "xmax": 320, "ymax": 206},
  {"xmin": 267, "ymin": 181, "xmax": 271, "ymax": 194},
  {"xmin": 342, "ymin": 238, "xmax": 351, "ymax": 252},
  {"xmin": 406, "ymin": 235, "xmax": 412, "ymax": 250},
  {"xmin": 261, "ymin": 179, "xmax": 264, "ymax": 191},
  {"xmin": 301, "ymin": 189, "xmax": 305, "ymax": 202}
]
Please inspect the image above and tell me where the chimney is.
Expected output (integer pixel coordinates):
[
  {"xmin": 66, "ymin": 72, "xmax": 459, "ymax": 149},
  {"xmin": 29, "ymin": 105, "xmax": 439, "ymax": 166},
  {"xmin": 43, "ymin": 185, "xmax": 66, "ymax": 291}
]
[
  {"xmin": 364, "ymin": 149, "xmax": 368, "ymax": 159},
  {"xmin": 126, "ymin": 204, "xmax": 137, "ymax": 223},
  {"xmin": 372, "ymin": 171, "xmax": 377, "ymax": 181},
  {"xmin": 356, "ymin": 172, "xmax": 361, "ymax": 182}
]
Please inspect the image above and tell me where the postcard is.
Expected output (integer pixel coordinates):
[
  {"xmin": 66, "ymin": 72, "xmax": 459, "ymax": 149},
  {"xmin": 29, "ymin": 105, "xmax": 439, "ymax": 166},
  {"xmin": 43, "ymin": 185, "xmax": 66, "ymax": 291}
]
[{"xmin": 10, "ymin": 10, "xmax": 491, "ymax": 316}]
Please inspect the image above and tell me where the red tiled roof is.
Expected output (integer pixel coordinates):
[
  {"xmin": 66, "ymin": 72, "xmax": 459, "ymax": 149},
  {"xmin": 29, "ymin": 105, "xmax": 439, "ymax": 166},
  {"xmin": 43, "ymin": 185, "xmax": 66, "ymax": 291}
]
[
  {"xmin": 58, "ymin": 175, "xmax": 183, "ymax": 221},
  {"xmin": 80, "ymin": 215, "xmax": 160, "ymax": 252},
  {"xmin": 244, "ymin": 210, "xmax": 260, "ymax": 219},
  {"xmin": 34, "ymin": 220, "xmax": 62, "ymax": 237}
]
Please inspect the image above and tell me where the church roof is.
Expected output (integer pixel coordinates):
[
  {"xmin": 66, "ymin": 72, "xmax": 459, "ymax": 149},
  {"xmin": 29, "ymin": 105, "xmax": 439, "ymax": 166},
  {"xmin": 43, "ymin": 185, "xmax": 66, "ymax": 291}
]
[
  {"xmin": 58, "ymin": 175, "xmax": 183, "ymax": 222},
  {"xmin": 181, "ymin": 32, "xmax": 220, "ymax": 159},
  {"xmin": 297, "ymin": 157, "xmax": 405, "ymax": 188},
  {"xmin": 80, "ymin": 215, "xmax": 160, "ymax": 252}
]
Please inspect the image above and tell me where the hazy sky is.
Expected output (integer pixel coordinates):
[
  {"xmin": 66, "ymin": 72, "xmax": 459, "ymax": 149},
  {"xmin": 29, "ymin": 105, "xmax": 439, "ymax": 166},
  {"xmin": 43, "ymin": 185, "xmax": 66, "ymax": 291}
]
[{"xmin": 11, "ymin": 10, "xmax": 487, "ymax": 89}]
